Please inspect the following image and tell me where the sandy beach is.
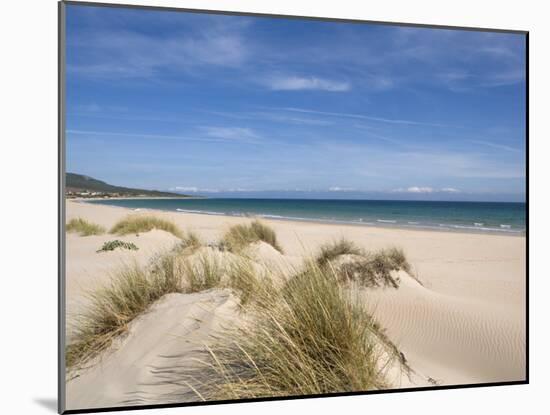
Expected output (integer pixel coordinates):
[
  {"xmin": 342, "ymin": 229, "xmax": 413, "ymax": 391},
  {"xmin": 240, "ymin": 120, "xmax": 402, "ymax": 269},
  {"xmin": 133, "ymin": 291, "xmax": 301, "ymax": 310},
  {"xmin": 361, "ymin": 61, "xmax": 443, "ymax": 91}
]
[{"xmin": 64, "ymin": 200, "xmax": 526, "ymax": 410}]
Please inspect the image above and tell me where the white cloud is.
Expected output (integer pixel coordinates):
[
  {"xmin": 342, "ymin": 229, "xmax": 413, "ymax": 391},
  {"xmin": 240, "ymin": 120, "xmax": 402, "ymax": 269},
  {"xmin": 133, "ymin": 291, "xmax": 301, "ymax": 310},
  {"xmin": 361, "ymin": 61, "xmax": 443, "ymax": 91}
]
[
  {"xmin": 407, "ymin": 186, "xmax": 434, "ymax": 193},
  {"xmin": 393, "ymin": 186, "xmax": 434, "ymax": 193},
  {"xmin": 227, "ymin": 188, "xmax": 251, "ymax": 192},
  {"xmin": 266, "ymin": 76, "xmax": 351, "ymax": 92},
  {"xmin": 200, "ymin": 126, "xmax": 260, "ymax": 142},
  {"xmin": 328, "ymin": 186, "xmax": 355, "ymax": 192},
  {"xmin": 393, "ymin": 186, "xmax": 461, "ymax": 194},
  {"xmin": 170, "ymin": 186, "xmax": 198, "ymax": 192},
  {"xmin": 169, "ymin": 186, "xmax": 220, "ymax": 193}
]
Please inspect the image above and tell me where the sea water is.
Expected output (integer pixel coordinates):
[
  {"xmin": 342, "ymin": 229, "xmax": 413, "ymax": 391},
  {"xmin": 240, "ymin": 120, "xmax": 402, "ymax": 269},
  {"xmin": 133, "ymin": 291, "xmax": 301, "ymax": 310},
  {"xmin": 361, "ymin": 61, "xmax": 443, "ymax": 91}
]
[{"xmin": 87, "ymin": 198, "xmax": 526, "ymax": 235}]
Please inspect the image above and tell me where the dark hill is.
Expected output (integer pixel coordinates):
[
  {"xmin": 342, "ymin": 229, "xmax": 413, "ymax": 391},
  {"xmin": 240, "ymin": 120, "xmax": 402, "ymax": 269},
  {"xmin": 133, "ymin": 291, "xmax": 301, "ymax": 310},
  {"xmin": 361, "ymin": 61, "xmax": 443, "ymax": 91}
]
[{"xmin": 66, "ymin": 173, "xmax": 188, "ymax": 197}]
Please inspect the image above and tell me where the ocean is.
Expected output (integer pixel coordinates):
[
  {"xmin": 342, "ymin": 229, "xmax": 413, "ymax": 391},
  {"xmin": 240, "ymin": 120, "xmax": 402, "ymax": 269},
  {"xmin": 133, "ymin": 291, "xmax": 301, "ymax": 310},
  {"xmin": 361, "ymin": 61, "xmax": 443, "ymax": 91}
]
[{"xmin": 87, "ymin": 198, "xmax": 526, "ymax": 235}]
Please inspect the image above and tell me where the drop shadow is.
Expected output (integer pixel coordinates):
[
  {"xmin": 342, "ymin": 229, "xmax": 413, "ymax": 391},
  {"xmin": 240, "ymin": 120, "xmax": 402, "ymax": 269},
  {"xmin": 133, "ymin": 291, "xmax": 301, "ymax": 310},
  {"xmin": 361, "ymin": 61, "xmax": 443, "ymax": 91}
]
[{"xmin": 34, "ymin": 398, "xmax": 57, "ymax": 412}]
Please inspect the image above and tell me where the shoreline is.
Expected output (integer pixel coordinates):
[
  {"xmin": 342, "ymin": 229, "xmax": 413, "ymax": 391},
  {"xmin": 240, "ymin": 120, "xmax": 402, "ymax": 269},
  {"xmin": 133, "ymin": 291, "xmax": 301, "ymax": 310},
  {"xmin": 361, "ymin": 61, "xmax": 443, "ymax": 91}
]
[
  {"xmin": 68, "ymin": 196, "xmax": 205, "ymax": 201},
  {"xmin": 75, "ymin": 198, "xmax": 526, "ymax": 238}
]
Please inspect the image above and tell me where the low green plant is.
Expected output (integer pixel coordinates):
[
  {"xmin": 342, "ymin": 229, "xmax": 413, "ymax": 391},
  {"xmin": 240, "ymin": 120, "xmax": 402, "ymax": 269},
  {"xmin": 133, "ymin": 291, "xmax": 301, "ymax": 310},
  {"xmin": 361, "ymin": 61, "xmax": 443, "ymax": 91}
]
[
  {"xmin": 96, "ymin": 240, "xmax": 139, "ymax": 253},
  {"xmin": 110, "ymin": 215, "xmax": 183, "ymax": 238},
  {"xmin": 66, "ymin": 218, "xmax": 105, "ymax": 236}
]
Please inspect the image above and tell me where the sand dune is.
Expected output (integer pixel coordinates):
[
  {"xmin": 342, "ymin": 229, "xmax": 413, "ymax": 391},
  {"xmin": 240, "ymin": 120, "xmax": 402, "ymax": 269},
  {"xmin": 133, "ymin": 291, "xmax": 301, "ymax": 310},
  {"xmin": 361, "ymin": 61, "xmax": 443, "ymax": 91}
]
[
  {"xmin": 66, "ymin": 290, "xmax": 240, "ymax": 409},
  {"xmin": 362, "ymin": 271, "xmax": 525, "ymax": 385},
  {"xmin": 64, "ymin": 200, "xmax": 526, "ymax": 410}
]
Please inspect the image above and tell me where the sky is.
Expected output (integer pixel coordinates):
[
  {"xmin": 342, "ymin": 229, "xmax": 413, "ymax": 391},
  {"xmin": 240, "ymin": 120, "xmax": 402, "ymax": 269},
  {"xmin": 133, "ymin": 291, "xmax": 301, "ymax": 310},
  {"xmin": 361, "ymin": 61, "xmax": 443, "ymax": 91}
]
[{"xmin": 65, "ymin": 4, "xmax": 527, "ymax": 202}]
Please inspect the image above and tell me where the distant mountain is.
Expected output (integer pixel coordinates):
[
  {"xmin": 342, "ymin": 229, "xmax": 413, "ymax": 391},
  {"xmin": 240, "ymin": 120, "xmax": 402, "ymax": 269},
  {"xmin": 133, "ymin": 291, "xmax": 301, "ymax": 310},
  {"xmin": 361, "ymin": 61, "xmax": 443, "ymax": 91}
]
[{"xmin": 66, "ymin": 173, "xmax": 188, "ymax": 197}]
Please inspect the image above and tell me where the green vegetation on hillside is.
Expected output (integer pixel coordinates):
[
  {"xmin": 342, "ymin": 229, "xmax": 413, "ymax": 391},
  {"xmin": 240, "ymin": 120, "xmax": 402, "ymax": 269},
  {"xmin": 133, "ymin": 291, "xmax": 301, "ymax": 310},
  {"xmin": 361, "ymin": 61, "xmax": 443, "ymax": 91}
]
[{"xmin": 66, "ymin": 172, "xmax": 189, "ymax": 197}]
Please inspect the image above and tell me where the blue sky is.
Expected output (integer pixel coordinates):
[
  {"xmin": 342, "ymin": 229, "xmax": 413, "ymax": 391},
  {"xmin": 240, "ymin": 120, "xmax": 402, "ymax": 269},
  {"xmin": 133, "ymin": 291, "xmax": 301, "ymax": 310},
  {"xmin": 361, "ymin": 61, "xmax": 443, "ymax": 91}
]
[{"xmin": 65, "ymin": 4, "xmax": 526, "ymax": 202}]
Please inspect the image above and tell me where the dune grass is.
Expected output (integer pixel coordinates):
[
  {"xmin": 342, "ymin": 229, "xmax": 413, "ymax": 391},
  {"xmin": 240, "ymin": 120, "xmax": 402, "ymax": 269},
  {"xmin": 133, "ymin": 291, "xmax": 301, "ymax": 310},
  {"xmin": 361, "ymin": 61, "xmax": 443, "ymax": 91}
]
[
  {"xmin": 110, "ymin": 215, "xmax": 183, "ymax": 239},
  {"xmin": 225, "ymin": 257, "xmax": 276, "ymax": 307},
  {"xmin": 316, "ymin": 238, "xmax": 363, "ymax": 266},
  {"xmin": 221, "ymin": 220, "xmax": 283, "ymax": 253},
  {"xmin": 67, "ymin": 227, "xmax": 410, "ymax": 393},
  {"xmin": 337, "ymin": 247, "xmax": 410, "ymax": 289},
  {"xmin": 180, "ymin": 231, "xmax": 202, "ymax": 250},
  {"xmin": 183, "ymin": 253, "xmax": 223, "ymax": 293},
  {"xmin": 66, "ymin": 218, "xmax": 105, "ymax": 236},
  {"xmin": 66, "ymin": 244, "xmax": 264, "ymax": 370},
  {"xmin": 178, "ymin": 261, "xmax": 399, "ymax": 400},
  {"xmin": 316, "ymin": 239, "xmax": 410, "ymax": 289},
  {"xmin": 66, "ymin": 258, "xmax": 184, "ymax": 370}
]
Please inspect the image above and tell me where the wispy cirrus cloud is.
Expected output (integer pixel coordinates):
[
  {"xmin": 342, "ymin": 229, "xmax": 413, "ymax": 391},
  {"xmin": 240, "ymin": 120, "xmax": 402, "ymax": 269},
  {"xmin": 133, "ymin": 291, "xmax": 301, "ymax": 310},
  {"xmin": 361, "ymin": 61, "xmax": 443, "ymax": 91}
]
[
  {"xmin": 68, "ymin": 25, "xmax": 249, "ymax": 79},
  {"xmin": 352, "ymin": 125, "xmax": 403, "ymax": 144},
  {"xmin": 199, "ymin": 126, "xmax": 260, "ymax": 142},
  {"xmin": 67, "ymin": 128, "xmax": 259, "ymax": 144},
  {"xmin": 382, "ymin": 28, "xmax": 525, "ymax": 91},
  {"xmin": 67, "ymin": 129, "xmax": 219, "ymax": 142},
  {"xmin": 263, "ymin": 76, "xmax": 351, "ymax": 92},
  {"xmin": 282, "ymin": 107, "xmax": 445, "ymax": 127},
  {"xmin": 206, "ymin": 110, "xmax": 333, "ymax": 126},
  {"xmin": 468, "ymin": 139, "xmax": 522, "ymax": 153}
]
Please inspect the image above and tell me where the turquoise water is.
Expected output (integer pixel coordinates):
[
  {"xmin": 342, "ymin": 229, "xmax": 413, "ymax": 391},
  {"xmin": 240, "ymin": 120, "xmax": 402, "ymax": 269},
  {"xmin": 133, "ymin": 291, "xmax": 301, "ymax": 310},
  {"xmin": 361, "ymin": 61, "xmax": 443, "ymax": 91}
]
[{"xmin": 88, "ymin": 198, "xmax": 526, "ymax": 235}]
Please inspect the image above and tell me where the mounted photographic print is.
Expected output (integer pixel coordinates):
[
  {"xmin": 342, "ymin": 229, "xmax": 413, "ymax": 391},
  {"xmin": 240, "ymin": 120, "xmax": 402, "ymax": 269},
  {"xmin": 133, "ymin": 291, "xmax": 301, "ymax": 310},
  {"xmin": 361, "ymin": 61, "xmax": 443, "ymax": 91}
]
[{"xmin": 59, "ymin": 1, "xmax": 528, "ymax": 413}]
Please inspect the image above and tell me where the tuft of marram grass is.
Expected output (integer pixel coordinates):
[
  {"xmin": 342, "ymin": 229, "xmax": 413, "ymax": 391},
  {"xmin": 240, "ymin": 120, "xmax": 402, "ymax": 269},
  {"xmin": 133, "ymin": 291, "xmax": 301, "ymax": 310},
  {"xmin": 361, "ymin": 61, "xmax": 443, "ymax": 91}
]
[
  {"xmin": 316, "ymin": 239, "xmax": 410, "ymax": 289},
  {"xmin": 110, "ymin": 215, "xmax": 183, "ymax": 239},
  {"xmin": 66, "ymin": 258, "xmax": 184, "ymax": 370},
  {"xmin": 337, "ymin": 247, "xmax": 411, "ymax": 289},
  {"xmin": 316, "ymin": 238, "xmax": 363, "ymax": 266},
  {"xmin": 66, "ymin": 217, "xmax": 105, "ymax": 236},
  {"xmin": 183, "ymin": 253, "xmax": 223, "ymax": 293},
  {"xmin": 221, "ymin": 220, "xmax": 283, "ymax": 253},
  {"xmin": 180, "ymin": 231, "xmax": 202, "ymax": 250},
  {"xmin": 225, "ymin": 257, "xmax": 275, "ymax": 308},
  {"xmin": 174, "ymin": 261, "xmax": 399, "ymax": 400},
  {"xmin": 163, "ymin": 231, "xmax": 203, "ymax": 259}
]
